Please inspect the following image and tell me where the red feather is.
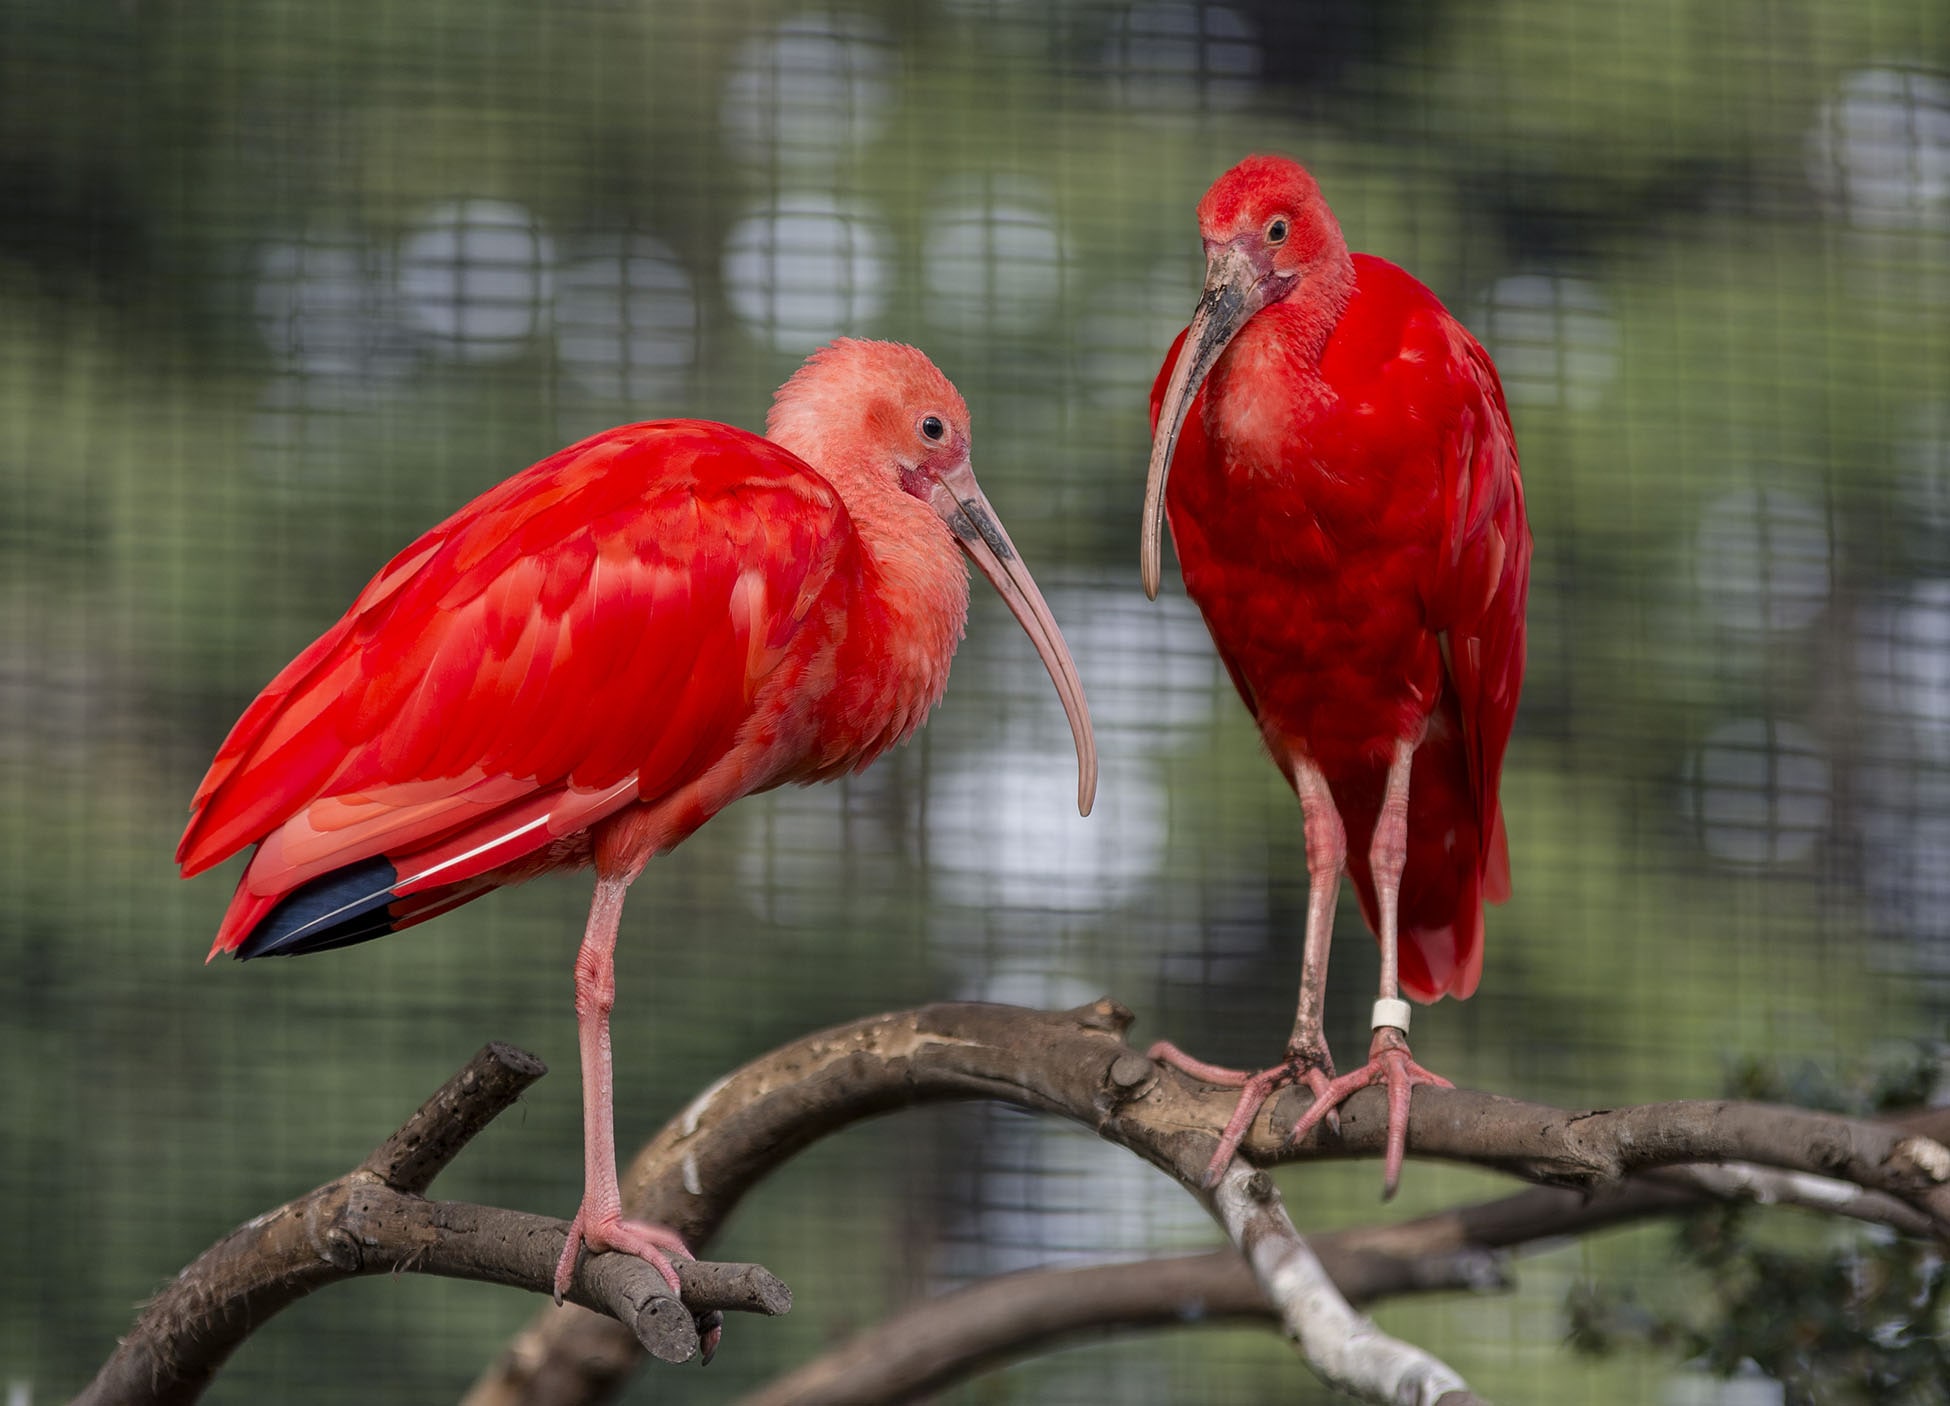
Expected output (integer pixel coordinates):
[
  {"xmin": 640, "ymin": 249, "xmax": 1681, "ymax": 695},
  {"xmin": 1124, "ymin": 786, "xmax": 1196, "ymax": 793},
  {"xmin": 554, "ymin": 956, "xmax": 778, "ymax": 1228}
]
[
  {"xmin": 180, "ymin": 419, "xmax": 854, "ymax": 957},
  {"xmin": 1150, "ymin": 253, "xmax": 1529, "ymax": 1002},
  {"xmin": 178, "ymin": 337, "xmax": 1100, "ymax": 1299}
]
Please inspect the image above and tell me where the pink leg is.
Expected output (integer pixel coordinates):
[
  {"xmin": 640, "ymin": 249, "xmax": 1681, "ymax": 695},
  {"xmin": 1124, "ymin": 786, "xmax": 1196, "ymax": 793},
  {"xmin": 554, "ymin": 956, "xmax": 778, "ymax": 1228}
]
[
  {"xmin": 1286, "ymin": 739, "xmax": 1450, "ymax": 1198},
  {"xmin": 552, "ymin": 876, "xmax": 695, "ymax": 1305},
  {"xmin": 1150, "ymin": 758, "xmax": 1346, "ymax": 1185}
]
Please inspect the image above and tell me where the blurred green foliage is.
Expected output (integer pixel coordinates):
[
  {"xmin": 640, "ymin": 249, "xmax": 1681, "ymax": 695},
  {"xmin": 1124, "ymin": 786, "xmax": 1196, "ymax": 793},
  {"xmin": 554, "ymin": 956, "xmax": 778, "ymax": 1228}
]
[
  {"xmin": 1570, "ymin": 1053, "xmax": 1950, "ymax": 1406},
  {"xmin": 3, "ymin": 0, "xmax": 1948, "ymax": 1402}
]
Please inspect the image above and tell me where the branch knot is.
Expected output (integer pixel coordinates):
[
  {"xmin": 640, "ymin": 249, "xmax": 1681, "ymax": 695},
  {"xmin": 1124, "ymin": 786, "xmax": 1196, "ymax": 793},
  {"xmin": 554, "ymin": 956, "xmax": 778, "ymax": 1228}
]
[
  {"xmin": 1069, "ymin": 996, "xmax": 1135, "ymax": 1034},
  {"xmin": 1888, "ymin": 1136, "xmax": 1950, "ymax": 1186}
]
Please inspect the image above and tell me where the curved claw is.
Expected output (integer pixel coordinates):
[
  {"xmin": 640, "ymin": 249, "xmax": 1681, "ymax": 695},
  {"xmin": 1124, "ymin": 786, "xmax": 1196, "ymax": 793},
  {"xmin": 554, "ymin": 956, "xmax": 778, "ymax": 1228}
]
[
  {"xmin": 1149, "ymin": 1039, "xmax": 1340, "ymax": 1187},
  {"xmin": 1288, "ymin": 1026, "xmax": 1451, "ymax": 1199},
  {"xmin": 552, "ymin": 1207, "xmax": 693, "ymax": 1306},
  {"xmin": 696, "ymin": 1311, "xmax": 725, "ymax": 1366},
  {"xmin": 1290, "ymin": 1062, "xmax": 1343, "ymax": 1138}
]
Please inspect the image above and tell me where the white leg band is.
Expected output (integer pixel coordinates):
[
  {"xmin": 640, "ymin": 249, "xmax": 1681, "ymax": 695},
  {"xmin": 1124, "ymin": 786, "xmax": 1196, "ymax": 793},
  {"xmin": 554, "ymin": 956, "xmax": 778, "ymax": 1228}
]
[{"xmin": 1371, "ymin": 998, "xmax": 1412, "ymax": 1032}]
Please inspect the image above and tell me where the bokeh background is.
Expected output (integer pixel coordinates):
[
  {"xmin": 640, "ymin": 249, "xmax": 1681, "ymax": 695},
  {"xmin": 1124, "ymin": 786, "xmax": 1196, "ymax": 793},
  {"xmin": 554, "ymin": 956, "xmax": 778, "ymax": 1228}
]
[{"xmin": 5, "ymin": 0, "xmax": 1949, "ymax": 1401}]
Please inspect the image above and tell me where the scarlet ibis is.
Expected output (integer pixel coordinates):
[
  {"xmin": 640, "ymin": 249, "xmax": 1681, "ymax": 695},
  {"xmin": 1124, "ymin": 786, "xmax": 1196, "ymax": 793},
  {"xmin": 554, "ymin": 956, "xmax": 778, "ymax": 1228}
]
[
  {"xmin": 179, "ymin": 339, "xmax": 1098, "ymax": 1306},
  {"xmin": 1140, "ymin": 156, "xmax": 1530, "ymax": 1193}
]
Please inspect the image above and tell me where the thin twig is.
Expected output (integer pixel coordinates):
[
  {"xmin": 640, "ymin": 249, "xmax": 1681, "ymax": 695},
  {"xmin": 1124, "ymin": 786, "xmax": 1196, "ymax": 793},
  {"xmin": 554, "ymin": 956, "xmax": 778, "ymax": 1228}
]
[
  {"xmin": 362, "ymin": 1040, "xmax": 548, "ymax": 1193},
  {"xmin": 1647, "ymin": 1162, "xmax": 1935, "ymax": 1234},
  {"xmin": 74, "ymin": 1044, "xmax": 789, "ymax": 1406}
]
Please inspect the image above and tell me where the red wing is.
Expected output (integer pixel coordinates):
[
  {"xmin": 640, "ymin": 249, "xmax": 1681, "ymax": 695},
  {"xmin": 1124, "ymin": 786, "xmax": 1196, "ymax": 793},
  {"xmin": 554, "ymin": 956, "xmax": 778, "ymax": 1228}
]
[
  {"xmin": 179, "ymin": 420, "xmax": 848, "ymax": 910},
  {"xmin": 1418, "ymin": 316, "xmax": 1531, "ymax": 900}
]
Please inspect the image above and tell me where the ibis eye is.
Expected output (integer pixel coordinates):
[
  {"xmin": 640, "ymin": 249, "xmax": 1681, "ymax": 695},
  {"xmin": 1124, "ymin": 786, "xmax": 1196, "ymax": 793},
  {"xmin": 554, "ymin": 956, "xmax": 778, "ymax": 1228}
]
[
  {"xmin": 921, "ymin": 415, "xmax": 945, "ymax": 442},
  {"xmin": 1266, "ymin": 218, "xmax": 1289, "ymax": 245}
]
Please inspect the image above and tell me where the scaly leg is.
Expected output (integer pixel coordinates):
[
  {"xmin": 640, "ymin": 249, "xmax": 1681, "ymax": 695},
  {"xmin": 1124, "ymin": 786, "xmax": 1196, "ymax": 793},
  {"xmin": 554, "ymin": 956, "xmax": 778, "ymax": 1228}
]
[
  {"xmin": 1286, "ymin": 738, "xmax": 1451, "ymax": 1198},
  {"xmin": 552, "ymin": 876, "xmax": 695, "ymax": 1305},
  {"xmin": 1150, "ymin": 758, "xmax": 1347, "ymax": 1185}
]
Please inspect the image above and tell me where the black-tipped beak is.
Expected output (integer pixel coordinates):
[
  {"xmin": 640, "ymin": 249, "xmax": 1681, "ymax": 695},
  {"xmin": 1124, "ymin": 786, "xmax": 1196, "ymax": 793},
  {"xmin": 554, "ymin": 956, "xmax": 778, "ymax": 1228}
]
[
  {"xmin": 1139, "ymin": 244, "xmax": 1266, "ymax": 600},
  {"xmin": 923, "ymin": 461, "xmax": 1098, "ymax": 816}
]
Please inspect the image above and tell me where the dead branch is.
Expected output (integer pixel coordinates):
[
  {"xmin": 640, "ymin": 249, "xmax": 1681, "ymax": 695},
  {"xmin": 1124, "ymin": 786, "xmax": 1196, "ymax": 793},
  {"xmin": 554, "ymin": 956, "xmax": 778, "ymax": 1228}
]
[
  {"xmin": 730, "ymin": 1183, "xmax": 1660, "ymax": 1406},
  {"xmin": 1211, "ymin": 1161, "xmax": 1478, "ymax": 1404},
  {"xmin": 464, "ymin": 999, "xmax": 1950, "ymax": 1406},
  {"xmin": 733, "ymin": 1251, "xmax": 1280, "ymax": 1406},
  {"xmin": 732, "ymin": 1244, "xmax": 1501, "ymax": 1406},
  {"xmin": 1646, "ymin": 1161, "xmax": 1936, "ymax": 1233},
  {"xmin": 736, "ymin": 1113, "xmax": 1950, "ymax": 1406},
  {"xmin": 75, "ymin": 1043, "xmax": 789, "ymax": 1406}
]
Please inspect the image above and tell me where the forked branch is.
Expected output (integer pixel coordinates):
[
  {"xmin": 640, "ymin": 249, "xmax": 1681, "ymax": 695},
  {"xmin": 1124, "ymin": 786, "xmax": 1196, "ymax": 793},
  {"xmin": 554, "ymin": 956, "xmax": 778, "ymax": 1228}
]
[
  {"xmin": 74, "ymin": 1043, "xmax": 790, "ymax": 1406},
  {"xmin": 732, "ymin": 1148, "xmax": 1950, "ymax": 1406},
  {"xmin": 76, "ymin": 1006, "xmax": 1950, "ymax": 1406},
  {"xmin": 1210, "ymin": 1161, "xmax": 1482, "ymax": 1405},
  {"xmin": 464, "ymin": 1000, "xmax": 1950, "ymax": 1406}
]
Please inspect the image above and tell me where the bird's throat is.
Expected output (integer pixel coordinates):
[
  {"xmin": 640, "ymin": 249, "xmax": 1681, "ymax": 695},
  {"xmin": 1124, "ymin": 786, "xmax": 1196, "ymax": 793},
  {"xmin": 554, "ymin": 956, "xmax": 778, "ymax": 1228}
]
[{"xmin": 1210, "ymin": 312, "xmax": 1337, "ymax": 477}]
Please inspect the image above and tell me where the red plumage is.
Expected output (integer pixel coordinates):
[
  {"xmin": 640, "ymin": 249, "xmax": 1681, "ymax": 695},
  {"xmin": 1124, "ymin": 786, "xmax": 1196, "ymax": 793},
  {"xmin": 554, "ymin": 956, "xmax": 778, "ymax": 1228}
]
[
  {"xmin": 1150, "ymin": 254, "xmax": 1527, "ymax": 999},
  {"xmin": 180, "ymin": 421, "xmax": 854, "ymax": 955},
  {"xmin": 1141, "ymin": 155, "xmax": 1530, "ymax": 1191},
  {"xmin": 181, "ymin": 339, "xmax": 1097, "ymax": 1302}
]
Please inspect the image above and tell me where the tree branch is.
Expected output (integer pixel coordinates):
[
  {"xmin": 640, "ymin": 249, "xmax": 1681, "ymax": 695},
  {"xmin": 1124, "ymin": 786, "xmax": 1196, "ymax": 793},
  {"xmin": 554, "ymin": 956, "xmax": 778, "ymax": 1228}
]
[
  {"xmin": 1211, "ymin": 1162, "xmax": 1479, "ymax": 1405},
  {"xmin": 733, "ymin": 1242, "xmax": 1501, "ymax": 1406},
  {"xmin": 75, "ymin": 1043, "xmax": 789, "ymax": 1406},
  {"xmin": 463, "ymin": 1000, "xmax": 1950, "ymax": 1406},
  {"xmin": 730, "ymin": 1113, "xmax": 1950, "ymax": 1406},
  {"xmin": 1645, "ymin": 1161, "xmax": 1936, "ymax": 1234}
]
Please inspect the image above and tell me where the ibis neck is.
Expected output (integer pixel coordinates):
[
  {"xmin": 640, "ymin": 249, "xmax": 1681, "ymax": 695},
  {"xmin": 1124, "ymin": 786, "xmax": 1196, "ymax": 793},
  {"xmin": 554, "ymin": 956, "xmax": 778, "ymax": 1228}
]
[
  {"xmin": 1201, "ymin": 254, "xmax": 1354, "ymax": 453},
  {"xmin": 808, "ymin": 451, "xmax": 972, "ymax": 769},
  {"xmin": 1264, "ymin": 250, "xmax": 1356, "ymax": 365}
]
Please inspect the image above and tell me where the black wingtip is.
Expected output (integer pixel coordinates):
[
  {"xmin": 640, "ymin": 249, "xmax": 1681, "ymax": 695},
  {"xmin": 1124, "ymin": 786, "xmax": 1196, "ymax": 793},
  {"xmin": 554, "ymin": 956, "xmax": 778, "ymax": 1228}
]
[{"xmin": 236, "ymin": 856, "xmax": 403, "ymax": 959}]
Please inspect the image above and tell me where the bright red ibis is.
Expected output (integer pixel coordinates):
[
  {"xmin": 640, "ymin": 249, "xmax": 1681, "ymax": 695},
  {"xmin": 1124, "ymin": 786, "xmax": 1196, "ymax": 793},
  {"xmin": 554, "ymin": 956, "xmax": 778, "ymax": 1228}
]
[
  {"xmin": 1141, "ymin": 156, "xmax": 1529, "ymax": 1193},
  {"xmin": 179, "ymin": 339, "xmax": 1098, "ymax": 1306}
]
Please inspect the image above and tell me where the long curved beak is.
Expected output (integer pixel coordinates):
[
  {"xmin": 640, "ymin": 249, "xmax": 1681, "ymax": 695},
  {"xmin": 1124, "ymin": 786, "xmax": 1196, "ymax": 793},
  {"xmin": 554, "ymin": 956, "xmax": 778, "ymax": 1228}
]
[
  {"xmin": 1140, "ymin": 244, "xmax": 1266, "ymax": 600},
  {"xmin": 925, "ymin": 462, "xmax": 1098, "ymax": 816}
]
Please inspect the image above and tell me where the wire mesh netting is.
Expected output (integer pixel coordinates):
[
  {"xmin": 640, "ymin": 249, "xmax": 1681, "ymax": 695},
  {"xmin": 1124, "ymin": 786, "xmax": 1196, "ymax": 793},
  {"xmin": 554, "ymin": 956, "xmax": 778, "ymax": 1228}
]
[{"xmin": 4, "ymin": 0, "xmax": 1949, "ymax": 1402}]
